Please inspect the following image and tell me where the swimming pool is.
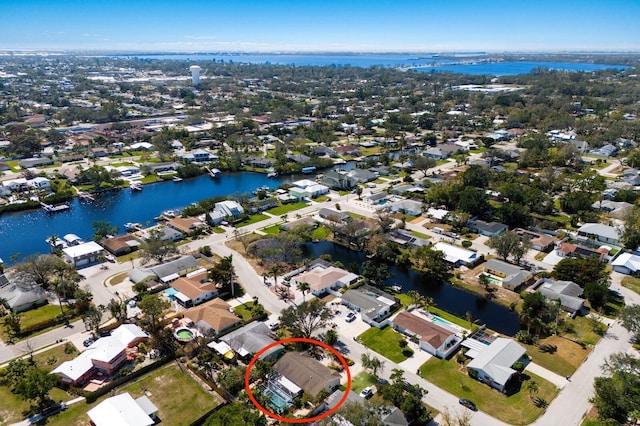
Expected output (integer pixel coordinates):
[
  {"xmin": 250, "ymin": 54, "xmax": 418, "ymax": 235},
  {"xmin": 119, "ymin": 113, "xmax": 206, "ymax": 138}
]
[
  {"xmin": 264, "ymin": 387, "xmax": 292, "ymax": 413},
  {"xmin": 431, "ymin": 315, "xmax": 456, "ymax": 329},
  {"xmin": 174, "ymin": 327, "xmax": 196, "ymax": 342}
]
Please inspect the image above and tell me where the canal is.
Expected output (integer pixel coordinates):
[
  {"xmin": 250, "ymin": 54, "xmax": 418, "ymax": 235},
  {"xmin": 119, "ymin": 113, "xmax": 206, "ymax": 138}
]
[
  {"xmin": 0, "ymin": 172, "xmax": 300, "ymax": 263},
  {"xmin": 304, "ymin": 241, "xmax": 521, "ymax": 336}
]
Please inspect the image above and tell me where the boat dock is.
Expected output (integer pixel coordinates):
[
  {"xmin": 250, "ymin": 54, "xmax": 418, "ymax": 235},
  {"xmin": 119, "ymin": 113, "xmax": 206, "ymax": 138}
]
[
  {"xmin": 41, "ymin": 202, "xmax": 70, "ymax": 213},
  {"xmin": 206, "ymin": 167, "xmax": 221, "ymax": 178}
]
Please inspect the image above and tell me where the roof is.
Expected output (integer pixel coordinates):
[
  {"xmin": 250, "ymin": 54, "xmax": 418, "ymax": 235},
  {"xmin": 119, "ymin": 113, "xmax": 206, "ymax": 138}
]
[
  {"xmin": 432, "ymin": 242, "xmax": 478, "ymax": 264},
  {"xmin": 295, "ymin": 266, "xmax": 352, "ymax": 292},
  {"xmin": 101, "ymin": 234, "xmax": 140, "ymax": 253},
  {"xmin": 149, "ymin": 256, "xmax": 200, "ymax": 282},
  {"xmin": 170, "ymin": 271, "xmax": 217, "ymax": 300},
  {"xmin": 167, "ymin": 216, "xmax": 205, "ymax": 234},
  {"xmin": 393, "ymin": 311, "xmax": 455, "ymax": 348},
  {"xmin": 62, "ymin": 241, "xmax": 104, "ymax": 259},
  {"xmin": 467, "ymin": 338, "xmax": 525, "ymax": 387},
  {"xmin": 87, "ymin": 393, "xmax": 155, "ymax": 426},
  {"xmin": 536, "ymin": 278, "xmax": 585, "ymax": 311},
  {"xmin": 184, "ymin": 298, "xmax": 240, "ymax": 333},
  {"xmin": 485, "ymin": 259, "xmax": 525, "ymax": 276},
  {"xmin": 612, "ymin": 252, "xmax": 640, "ymax": 273},
  {"xmin": 577, "ymin": 223, "xmax": 621, "ymax": 241},
  {"xmin": 274, "ymin": 352, "xmax": 341, "ymax": 397},
  {"xmin": 342, "ymin": 288, "xmax": 395, "ymax": 320},
  {"xmin": 219, "ymin": 321, "xmax": 283, "ymax": 359},
  {"xmin": 468, "ymin": 219, "xmax": 508, "ymax": 234},
  {"xmin": 0, "ymin": 280, "xmax": 47, "ymax": 310}
]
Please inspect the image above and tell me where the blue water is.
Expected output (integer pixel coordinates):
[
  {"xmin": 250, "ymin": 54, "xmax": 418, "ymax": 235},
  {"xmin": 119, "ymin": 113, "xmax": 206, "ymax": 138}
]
[
  {"xmin": 0, "ymin": 172, "xmax": 299, "ymax": 263},
  {"xmin": 119, "ymin": 53, "xmax": 630, "ymax": 75}
]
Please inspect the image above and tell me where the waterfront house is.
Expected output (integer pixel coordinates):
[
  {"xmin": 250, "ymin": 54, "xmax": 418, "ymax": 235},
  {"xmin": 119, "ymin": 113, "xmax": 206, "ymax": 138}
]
[
  {"xmin": 140, "ymin": 226, "xmax": 183, "ymax": 242},
  {"xmin": 483, "ymin": 259, "xmax": 532, "ymax": 291},
  {"xmin": 28, "ymin": 177, "xmax": 51, "ymax": 190},
  {"xmin": 341, "ymin": 285, "xmax": 398, "ymax": 328},
  {"xmin": 246, "ymin": 198, "xmax": 278, "ymax": 214},
  {"xmin": 318, "ymin": 208, "xmax": 350, "ymax": 223},
  {"xmin": 88, "ymin": 393, "xmax": 158, "ymax": 426},
  {"xmin": 166, "ymin": 216, "xmax": 207, "ymax": 236},
  {"xmin": 0, "ymin": 272, "xmax": 48, "ymax": 313},
  {"xmin": 533, "ymin": 278, "xmax": 585, "ymax": 317},
  {"xmin": 62, "ymin": 241, "xmax": 105, "ymax": 268},
  {"xmin": 274, "ymin": 352, "xmax": 341, "ymax": 398},
  {"xmin": 52, "ymin": 324, "xmax": 148, "ymax": 386},
  {"xmin": 100, "ymin": 234, "xmax": 141, "ymax": 256},
  {"xmin": 577, "ymin": 223, "xmax": 621, "ymax": 245},
  {"xmin": 432, "ymin": 242, "xmax": 481, "ymax": 267},
  {"xmin": 209, "ymin": 200, "xmax": 245, "ymax": 225},
  {"xmin": 334, "ymin": 145, "xmax": 361, "ymax": 156},
  {"xmin": 293, "ymin": 263, "xmax": 359, "ymax": 296},
  {"xmin": 321, "ymin": 170, "xmax": 357, "ymax": 190},
  {"xmin": 348, "ymin": 168, "xmax": 377, "ymax": 183},
  {"xmin": 170, "ymin": 270, "xmax": 218, "ymax": 308},
  {"xmin": 387, "ymin": 229, "xmax": 429, "ymax": 248},
  {"xmin": 468, "ymin": 219, "xmax": 508, "ymax": 237},
  {"xmin": 392, "ymin": 311, "xmax": 460, "ymax": 358},
  {"xmin": 1, "ymin": 178, "xmax": 28, "ymax": 192},
  {"xmin": 216, "ymin": 321, "xmax": 283, "ymax": 361},
  {"xmin": 184, "ymin": 299, "xmax": 241, "ymax": 336},
  {"xmin": 128, "ymin": 255, "xmax": 201, "ymax": 285},
  {"xmin": 389, "ymin": 199, "xmax": 424, "ymax": 216},
  {"xmin": 611, "ymin": 252, "xmax": 640, "ymax": 275},
  {"xmin": 467, "ymin": 338, "xmax": 526, "ymax": 392}
]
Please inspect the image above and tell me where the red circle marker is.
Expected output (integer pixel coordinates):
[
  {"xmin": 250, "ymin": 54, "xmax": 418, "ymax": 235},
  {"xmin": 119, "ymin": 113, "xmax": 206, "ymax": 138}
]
[{"xmin": 244, "ymin": 337, "xmax": 352, "ymax": 423}]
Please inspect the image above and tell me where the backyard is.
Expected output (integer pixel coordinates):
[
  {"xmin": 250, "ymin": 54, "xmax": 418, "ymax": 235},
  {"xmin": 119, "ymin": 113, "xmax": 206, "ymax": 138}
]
[
  {"xmin": 46, "ymin": 362, "xmax": 218, "ymax": 426},
  {"xmin": 419, "ymin": 357, "xmax": 558, "ymax": 425},
  {"xmin": 235, "ymin": 213, "xmax": 269, "ymax": 228},
  {"xmin": 358, "ymin": 326, "xmax": 411, "ymax": 363}
]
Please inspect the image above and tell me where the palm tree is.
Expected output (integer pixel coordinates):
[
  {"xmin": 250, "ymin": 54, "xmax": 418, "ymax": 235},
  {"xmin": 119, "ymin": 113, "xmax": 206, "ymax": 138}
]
[
  {"xmin": 526, "ymin": 380, "xmax": 539, "ymax": 401},
  {"xmin": 297, "ymin": 281, "xmax": 310, "ymax": 302},
  {"xmin": 48, "ymin": 234, "xmax": 60, "ymax": 253},
  {"xmin": 269, "ymin": 264, "xmax": 281, "ymax": 287}
]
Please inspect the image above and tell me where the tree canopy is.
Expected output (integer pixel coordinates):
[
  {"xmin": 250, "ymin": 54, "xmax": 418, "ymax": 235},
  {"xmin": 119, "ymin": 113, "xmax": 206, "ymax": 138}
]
[{"xmin": 279, "ymin": 298, "xmax": 334, "ymax": 339}]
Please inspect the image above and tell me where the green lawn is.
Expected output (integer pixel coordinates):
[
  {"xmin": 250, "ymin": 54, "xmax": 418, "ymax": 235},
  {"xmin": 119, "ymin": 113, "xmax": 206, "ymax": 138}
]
[
  {"xmin": 346, "ymin": 211, "xmax": 368, "ymax": 220},
  {"xmin": 266, "ymin": 202, "xmax": 308, "ymax": 216},
  {"xmin": 232, "ymin": 301, "xmax": 271, "ymax": 321},
  {"xmin": 235, "ymin": 214, "xmax": 269, "ymax": 228},
  {"xmin": 350, "ymin": 372, "xmax": 378, "ymax": 393},
  {"xmin": 600, "ymin": 291, "xmax": 625, "ymax": 318},
  {"xmin": 419, "ymin": 358, "xmax": 558, "ymax": 425},
  {"xmin": 622, "ymin": 276, "xmax": 640, "ymax": 295},
  {"xmin": 314, "ymin": 195, "xmax": 330, "ymax": 202},
  {"xmin": 47, "ymin": 363, "xmax": 218, "ymax": 426},
  {"xmin": 410, "ymin": 230, "xmax": 431, "ymax": 240},
  {"xmin": 262, "ymin": 224, "xmax": 281, "ymax": 235},
  {"xmin": 358, "ymin": 326, "xmax": 410, "ymax": 363},
  {"xmin": 428, "ymin": 306, "xmax": 471, "ymax": 330},
  {"xmin": 19, "ymin": 304, "xmax": 63, "ymax": 329},
  {"xmin": 211, "ymin": 227, "xmax": 226, "ymax": 234},
  {"xmin": 311, "ymin": 225, "xmax": 331, "ymax": 240}
]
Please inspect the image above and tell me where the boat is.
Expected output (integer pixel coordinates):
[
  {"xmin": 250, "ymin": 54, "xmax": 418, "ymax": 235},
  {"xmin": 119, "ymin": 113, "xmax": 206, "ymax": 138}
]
[
  {"xmin": 391, "ymin": 285, "xmax": 402, "ymax": 292},
  {"xmin": 78, "ymin": 192, "xmax": 95, "ymax": 201},
  {"xmin": 302, "ymin": 166, "xmax": 317, "ymax": 174},
  {"xmin": 124, "ymin": 222, "xmax": 142, "ymax": 231},
  {"xmin": 267, "ymin": 172, "xmax": 278, "ymax": 178},
  {"xmin": 130, "ymin": 182, "xmax": 142, "ymax": 191},
  {"xmin": 172, "ymin": 176, "xmax": 183, "ymax": 182},
  {"xmin": 162, "ymin": 210, "xmax": 177, "ymax": 219}
]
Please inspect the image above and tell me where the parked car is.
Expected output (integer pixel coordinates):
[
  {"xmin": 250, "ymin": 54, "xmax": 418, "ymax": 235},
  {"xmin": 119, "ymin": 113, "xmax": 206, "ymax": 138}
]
[
  {"xmin": 268, "ymin": 322, "xmax": 280, "ymax": 331},
  {"xmin": 83, "ymin": 338, "xmax": 94, "ymax": 347},
  {"xmin": 459, "ymin": 398, "xmax": 477, "ymax": 411},
  {"xmin": 359, "ymin": 386, "xmax": 373, "ymax": 399},
  {"xmin": 346, "ymin": 312, "xmax": 357, "ymax": 322},
  {"xmin": 98, "ymin": 330, "xmax": 111, "ymax": 337}
]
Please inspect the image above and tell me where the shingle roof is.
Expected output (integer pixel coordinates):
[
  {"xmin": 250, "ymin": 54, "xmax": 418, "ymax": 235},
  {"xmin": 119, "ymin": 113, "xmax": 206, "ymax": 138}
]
[
  {"xmin": 184, "ymin": 299, "xmax": 240, "ymax": 333},
  {"xmin": 274, "ymin": 352, "xmax": 340, "ymax": 397},
  {"xmin": 393, "ymin": 311, "xmax": 454, "ymax": 349},
  {"xmin": 467, "ymin": 338, "xmax": 525, "ymax": 387}
]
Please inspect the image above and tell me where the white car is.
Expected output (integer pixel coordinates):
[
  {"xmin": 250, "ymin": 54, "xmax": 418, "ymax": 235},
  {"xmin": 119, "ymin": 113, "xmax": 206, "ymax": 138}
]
[
  {"xmin": 359, "ymin": 386, "xmax": 373, "ymax": 399},
  {"xmin": 346, "ymin": 312, "xmax": 357, "ymax": 322}
]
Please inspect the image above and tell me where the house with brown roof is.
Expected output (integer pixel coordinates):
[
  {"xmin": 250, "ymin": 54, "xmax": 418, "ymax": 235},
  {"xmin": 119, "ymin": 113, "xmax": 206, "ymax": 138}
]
[
  {"xmin": 184, "ymin": 299, "xmax": 241, "ymax": 336},
  {"xmin": 101, "ymin": 234, "xmax": 141, "ymax": 256},
  {"xmin": 392, "ymin": 311, "xmax": 461, "ymax": 358},
  {"xmin": 557, "ymin": 242, "xmax": 607, "ymax": 262},
  {"xmin": 514, "ymin": 228, "xmax": 555, "ymax": 252},
  {"xmin": 166, "ymin": 216, "xmax": 206, "ymax": 236},
  {"xmin": 273, "ymin": 352, "xmax": 341, "ymax": 398},
  {"xmin": 293, "ymin": 264, "xmax": 359, "ymax": 296},
  {"xmin": 170, "ymin": 271, "xmax": 218, "ymax": 307}
]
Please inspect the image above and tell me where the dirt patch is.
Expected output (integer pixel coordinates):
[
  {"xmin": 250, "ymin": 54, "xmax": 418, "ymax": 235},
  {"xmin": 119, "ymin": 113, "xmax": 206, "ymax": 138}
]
[{"xmin": 458, "ymin": 263, "xmax": 521, "ymax": 308}]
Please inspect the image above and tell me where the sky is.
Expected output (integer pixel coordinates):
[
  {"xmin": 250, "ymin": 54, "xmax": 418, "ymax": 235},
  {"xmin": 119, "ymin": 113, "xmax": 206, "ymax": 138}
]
[{"xmin": 1, "ymin": 0, "xmax": 639, "ymax": 53}]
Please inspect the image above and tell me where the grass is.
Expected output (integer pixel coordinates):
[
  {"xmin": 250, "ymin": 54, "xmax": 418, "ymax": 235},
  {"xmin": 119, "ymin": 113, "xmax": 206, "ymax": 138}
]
[
  {"xmin": 419, "ymin": 358, "xmax": 558, "ymax": 425},
  {"xmin": 358, "ymin": 326, "xmax": 410, "ymax": 363},
  {"xmin": 410, "ymin": 230, "xmax": 432, "ymax": 240},
  {"xmin": 622, "ymin": 276, "xmax": 640, "ymax": 295},
  {"xmin": 232, "ymin": 301, "xmax": 271, "ymax": 321},
  {"xmin": 428, "ymin": 306, "xmax": 472, "ymax": 330},
  {"xmin": 47, "ymin": 362, "xmax": 217, "ymax": 426},
  {"xmin": 600, "ymin": 291, "xmax": 625, "ymax": 318},
  {"xmin": 311, "ymin": 225, "xmax": 331, "ymax": 240},
  {"xmin": 235, "ymin": 214, "xmax": 269, "ymax": 228},
  {"xmin": 211, "ymin": 227, "xmax": 226, "ymax": 234},
  {"xmin": 350, "ymin": 372, "xmax": 378, "ymax": 393},
  {"xmin": 19, "ymin": 304, "xmax": 63, "ymax": 330},
  {"xmin": 266, "ymin": 202, "xmax": 308, "ymax": 216},
  {"xmin": 346, "ymin": 211, "xmax": 367, "ymax": 220},
  {"xmin": 116, "ymin": 251, "xmax": 141, "ymax": 263},
  {"xmin": 107, "ymin": 271, "xmax": 129, "ymax": 286},
  {"xmin": 262, "ymin": 224, "xmax": 281, "ymax": 235},
  {"xmin": 314, "ymin": 195, "xmax": 330, "ymax": 202}
]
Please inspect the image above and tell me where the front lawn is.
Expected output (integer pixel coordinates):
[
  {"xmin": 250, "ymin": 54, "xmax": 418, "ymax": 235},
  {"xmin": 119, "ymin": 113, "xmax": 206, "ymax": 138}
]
[
  {"xmin": 19, "ymin": 304, "xmax": 63, "ymax": 329},
  {"xmin": 520, "ymin": 336, "xmax": 590, "ymax": 377},
  {"xmin": 622, "ymin": 276, "xmax": 640, "ymax": 295},
  {"xmin": 410, "ymin": 230, "xmax": 431, "ymax": 240},
  {"xmin": 419, "ymin": 358, "xmax": 558, "ymax": 425},
  {"xmin": 314, "ymin": 195, "xmax": 330, "ymax": 202},
  {"xmin": 48, "ymin": 362, "xmax": 218, "ymax": 426},
  {"xmin": 266, "ymin": 202, "xmax": 308, "ymax": 216},
  {"xmin": 358, "ymin": 326, "xmax": 411, "ymax": 363},
  {"xmin": 232, "ymin": 301, "xmax": 271, "ymax": 321},
  {"xmin": 262, "ymin": 224, "xmax": 281, "ymax": 235},
  {"xmin": 350, "ymin": 372, "xmax": 378, "ymax": 393},
  {"xmin": 235, "ymin": 214, "xmax": 269, "ymax": 228}
]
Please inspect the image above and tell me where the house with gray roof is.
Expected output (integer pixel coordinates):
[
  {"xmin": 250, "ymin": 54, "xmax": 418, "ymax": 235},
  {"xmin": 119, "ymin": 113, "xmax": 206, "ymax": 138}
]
[
  {"xmin": 467, "ymin": 338, "xmax": 526, "ymax": 392},
  {"xmin": 0, "ymin": 272, "xmax": 48, "ymax": 313},
  {"xmin": 611, "ymin": 252, "xmax": 640, "ymax": 275},
  {"xmin": 274, "ymin": 352, "xmax": 341, "ymax": 398},
  {"xmin": 128, "ymin": 255, "xmax": 200, "ymax": 284},
  {"xmin": 483, "ymin": 259, "xmax": 532, "ymax": 291},
  {"xmin": 217, "ymin": 321, "xmax": 283, "ymax": 361},
  {"xmin": 389, "ymin": 199, "xmax": 423, "ymax": 216},
  {"xmin": 577, "ymin": 223, "xmax": 621, "ymax": 245},
  {"xmin": 468, "ymin": 219, "xmax": 508, "ymax": 237},
  {"xmin": 533, "ymin": 278, "xmax": 585, "ymax": 317},
  {"xmin": 348, "ymin": 168, "xmax": 377, "ymax": 183},
  {"xmin": 364, "ymin": 191, "xmax": 389, "ymax": 205},
  {"xmin": 341, "ymin": 285, "xmax": 399, "ymax": 327}
]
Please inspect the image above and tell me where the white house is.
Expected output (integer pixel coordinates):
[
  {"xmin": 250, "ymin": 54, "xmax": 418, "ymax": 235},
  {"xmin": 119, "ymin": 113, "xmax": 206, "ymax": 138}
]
[
  {"xmin": 293, "ymin": 264, "xmax": 358, "ymax": 296},
  {"xmin": 432, "ymin": 242, "xmax": 481, "ymax": 267},
  {"xmin": 341, "ymin": 285, "xmax": 397, "ymax": 328},
  {"xmin": 209, "ymin": 200, "xmax": 245, "ymax": 224},
  {"xmin": 577, "ymin": 223, "xmax": 621, "ymax": 245},
  {"xmin": 62, "ymin": 241, "xmax": 105, "ymax": 267},
  {"xmin": 29, "ymin": 177, "xmax": 51, "ymax": 190},
  {"xmin": 392, "ymin": 311, "xmax": 461, "ymax": 358},
  {"xmin": 87, "ymin": 393, "xmax": 158, "ymax": 426},
  {"xmin": 467, "ymin": 338, "xmax": 526, "ymax": 392},
  {"xmin": 611, "ymin": 252, "xmax": 640, "ymax": 275}
]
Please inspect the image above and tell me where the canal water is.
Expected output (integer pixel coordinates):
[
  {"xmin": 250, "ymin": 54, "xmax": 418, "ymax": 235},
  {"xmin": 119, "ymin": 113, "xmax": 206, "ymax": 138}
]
[
  {"xmin": 0, "ymin": 172, "xmax": 300, "ymax": 263},
  {"xmin": 304, "ymin": 241, "xmax": 520, "ymax": 336}
]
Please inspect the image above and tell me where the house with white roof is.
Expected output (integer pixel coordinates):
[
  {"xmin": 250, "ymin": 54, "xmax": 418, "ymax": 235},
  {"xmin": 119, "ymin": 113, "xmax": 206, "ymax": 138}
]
[
  {"xmin": 29, "ymin": 177, "xmax": 51, "ymax": 190},
  {"xmin": 293, "ymin": 263, "xmax": 359, "ymax": 296},
  {"xmin": 341, "ymin": 285, "xmax": 398, "ymax": 328},
  {"xmin": 87, "ymin": 393, "xmax": 158, "ymax": 426},
  {"xmin": 208, "ymin": 200, "xmax": 245, "ymax": 225},
  {"xmin": 577, "ymin": 223, "xmax": 621, "ymax": 245},
  {"xmin": 52, "ymin": 324, "xmax": 148, "ymax": 385},
  {"xmin": 533, "ymin": 278, "xmax": 585, "ymax": 317},
  {"xmin": 432, "ymin": 242, "xmax": 481, "ymax": 267},
  {"xmin": 0, "ymin": 272, "xmax": 48, "ymax": 313},
  {"xmin": 62, "ymin": 241, "xmax": 105, "ymax": 267},
  {"xmin": 467, "ymin": 338, "xmax": 526, "ymax": 392},
  {"xmin": 611, "ymin": 252, "xmax": 640, "ymax": 275}
]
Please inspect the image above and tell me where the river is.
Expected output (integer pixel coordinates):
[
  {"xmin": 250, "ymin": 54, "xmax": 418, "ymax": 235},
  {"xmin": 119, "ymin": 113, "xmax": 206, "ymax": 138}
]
[
  {"xmin": 304, "ymin": 241, "xmax": 520, "ymax": 336},
  {"xmin": 0, "ymin": 172, "xmax": 300, "ymax": 263}
]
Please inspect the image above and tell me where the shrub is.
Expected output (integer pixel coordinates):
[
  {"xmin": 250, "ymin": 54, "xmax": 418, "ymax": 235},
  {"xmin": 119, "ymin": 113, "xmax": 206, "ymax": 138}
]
[
  {"xmin": 462, "ymin": 240, "xmax": 472, "ymax": 248},
  {"xmin": 402, "ymin": 348, "xmax": 414, "ymax": 357}
]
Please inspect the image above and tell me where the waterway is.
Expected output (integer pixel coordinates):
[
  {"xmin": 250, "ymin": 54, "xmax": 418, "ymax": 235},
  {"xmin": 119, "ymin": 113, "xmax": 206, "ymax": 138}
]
[
  {"xmin": 0, "ymin": 172, "xmax": 300, "ymax": 263},
  {"xmin": 117, "ymin": 53, "xmax": 630, "ymax": 75},
  {"xmin": 304, "ymin": 241, "xmax": 520, "ymax": 336}
]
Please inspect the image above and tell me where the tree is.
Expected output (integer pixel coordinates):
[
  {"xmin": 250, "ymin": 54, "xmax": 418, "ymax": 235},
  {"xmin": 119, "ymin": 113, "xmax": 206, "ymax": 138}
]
[
  {"xmin": 362, "ymin": 261, "xmax": 391, "ymax": 286},
  {"xmin": 208, "ymin": 255, "xmax": 236, "ymax": 294},
  {"xmin": 16, "ymin": 253, "xmax": 65, "ymax": 290},
  {"xmin": 619, "ymin": 304, "xmax": 640, "ymax": 342},
  {"xmin": 279, "ymin": 298, "xmax": 335, "ymax": 339},
  {"xmin": 92, "ymin": 220, "xmax": 119, "ymax": 241},
  {"xmin": 407, "ymin": 290, "xmax": 424, "ymax": 308},
  {"xmin": 296, "ymin": 281, "xmax": 310, "ymax": 302},
  {"xmin": 413, "ymin": 156, "xmax": 437, "ymax": 177},
  {"xmin": 4, "ymin": 312, "xmax": 21, "ymax": 341},
  {"xmin": 361, "ymin": 353, "xmax": 385, "ymax": 377},
  {"xmin": 217, "ymin": 365, "xmax": 248, "ymax": 395},
  {"xmin": 138, "ymin": 228, "xmax": 178, "ymax": 263},
  {"xmin": 82, "ymin": 304, "xmax": 105, "ymax": 336},
  {"xmin": 268, "ymin": 263, "xmax": 282, "ymax": 287},
  {"xmin": 413, "ymin": 246, "xmax": 450, "ymax": 283},
  {"xmin": 526, "ymin": 380, "xmax": 539, "ymax": 401},
  {"xmin": 107, "ymin": 297, "xmax": 128, "ymax": 323},
  {"xmin": 52, "ymin": 263, "xmax": 81, "ymax": 316},
  {"xmin": 552, "ymin": 256, "xmax": 609, "ymax": 288},
  {"xmin": 444, "ymin": 210, "xmax": 471, "ymax": 232},
  {"xmin": 591, "ymin": 352, "xmax": 640, "ymax": 424},
  {"xmin": 440, "ymin": 407, "xmax": 472, "ymax": 426},
  {"xmin": 487, "ymin": 230, "xmax": 528, "ymax": 262},
  {"xmin": 11, "ymin": 363, "xmax": 57, "ymax": 407},
  {"xmin": 325, "ymin": 328, "xmax": 338, "ymax": 346},
  {"xmin": 622, "ymin": 205, "xmax": 640, "ymax": 250},
  {"xmin": 138, "ymin": 294, "xmax": 171, "ymax": 332},
  {"xmin": 203, "ymin": 402, "xmax": 267, "ymax": 426}
]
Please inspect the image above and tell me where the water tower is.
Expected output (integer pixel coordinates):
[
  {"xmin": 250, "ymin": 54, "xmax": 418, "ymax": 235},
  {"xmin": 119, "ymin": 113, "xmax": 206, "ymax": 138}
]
[{"xmin": 189, "ymin": 65, "xmax": 202, "ymax": 86}]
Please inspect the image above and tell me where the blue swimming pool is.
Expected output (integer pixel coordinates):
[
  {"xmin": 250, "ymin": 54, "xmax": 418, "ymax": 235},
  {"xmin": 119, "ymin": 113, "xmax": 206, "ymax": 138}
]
[
  {"xmin": 264, "ymin": 387, "xmax": 291, "ymax": 413},
  {"xmin": 431, "ymin": 315, "xmax": 456, "ymax": 328}
]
